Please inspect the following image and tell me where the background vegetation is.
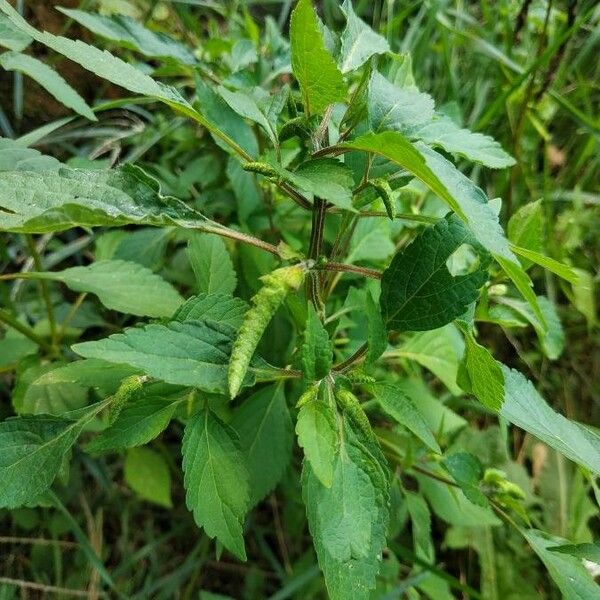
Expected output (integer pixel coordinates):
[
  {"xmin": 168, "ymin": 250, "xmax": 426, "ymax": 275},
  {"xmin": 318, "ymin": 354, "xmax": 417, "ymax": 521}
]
[{"xmin": 0, "ymin": 0, "xmax": 599, "ymax": 598}]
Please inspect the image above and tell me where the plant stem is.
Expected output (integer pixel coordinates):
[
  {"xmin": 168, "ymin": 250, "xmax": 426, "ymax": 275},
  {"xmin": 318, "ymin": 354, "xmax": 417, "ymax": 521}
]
[
  {"xmin": 322, "ymin": 262, "xmax": 382, "ymax": 280},
  {"xmin": 333, "ymin": 342, "xmax": 368, "ymax": 372},
  {"xmin": 0, "ymin": 308, "xmax": 51, "ymax": 351},
  {"xmin": 198, "ymin": 223, "xmax": 282, "ymax": 257},
  {"xmin": 25, "ymin": 236, "xmax": 57, "ymax": 344}
]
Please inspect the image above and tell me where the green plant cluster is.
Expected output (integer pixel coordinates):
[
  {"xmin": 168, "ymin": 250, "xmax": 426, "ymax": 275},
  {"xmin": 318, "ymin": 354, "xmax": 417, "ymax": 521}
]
[{"xmin": 0, "ymin": 0, "xmax": 598, "ymax": 598}]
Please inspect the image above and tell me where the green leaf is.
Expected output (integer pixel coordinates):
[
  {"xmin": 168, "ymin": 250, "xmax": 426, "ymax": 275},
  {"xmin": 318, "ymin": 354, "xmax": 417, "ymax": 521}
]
[
  {"xmin": 460, "ymin": 329, "xmax": 504, "ymax": 411},
  {"xmin": 365, "ymin": 290, "xmax": 386, "ymax": 366},
  {"xmin": 346, "ymin": 218, "xmax": 395, "ymax": 263},
  {"xmin": 124, "ymin": 446, "xmax": 172, "ymax": 508},
  {"xmin": 395, "ymin": 325, "xmax": 464, "ymax": 395},
  {"xmin": 0, "ymin": 412, "xmax": 94, "ymax": 508},
  {"xmin": 231, "ymin": 384, "xmax": 293, "ymax": 506},
  {"xmin": 405, "ymin": 490, "xmax": 434, "ymax": 561},
  {"xmin": 339, "ymin": 0, "xmax": 389, "ymax": 74},
  {"xmin": 187, "ymin": 234, "xmax": 237, "ymax": 296},
  {"xmin": 0, "ymin": 13, "xmax": 31, "ymax": 51},
  {"xmin": 380, "ymin": 215, "xmax": 490, "ymax": 333},
  {"xmin": 0, "ymin": 137, "xmax": 60, "ymax": 172},
  {"xmin": 507, "ymin": 200, "xmax": 544, "ymax": 255},
  {"xmin": 27, "ymin": 259, "xmax": 183, "ymax": 318},
  {"xmin": 411, "ymin": 116, "xmax": 515, "ymax": 169},
  {"xmin": 182, "ymin": 407, "xmax": 249, "ymax": 560},
  {"xmin": 368, "ymin": 71, "xmax": 435, "ymax": 133},
  {"xmin": 296, "ymin": 384, "xmax": 339, "ymax": 488},
  {"xmin": 373, "ymin": 383, "xmax": 441, "ymax": 453},
  {"xmin": 290, "ymin": 0, "xmax": 346, "ymax": 115},
  {"xmin": 510, "ymin": 245, "xmax": 580, "ymax": 284},
  {"xmin": 0, "ymin": 329, "xmax": 36, "ymax": 368},
  {"xmin": 523, "ymin": 530, "xmax": 600, "ymax": 599},
  {"xmin": 443, "ymin": 452, "xmax": 487, "ymax": 507},
  {"xmin": 0, "ymin": 51, "xmax": 95, "ymax": 120},
  {"xmin": 173, "ymin": 293, "xmax": 248, "ymax": 329},
  {"xmin": 229, "ymin": 265, "xmax": 305, "ymax": 398},
  {"xmin": 74, "ymin": 320, "xmax": 253, "ymax": 395},
  {"xmin": 0, "ymin": 164, "xmax": 198, "ymax": 233},
  {"xmin": 548, "ymin": 541, "xmax": 600, "ymax": 563},
  {"xmin": 57, "ymin": 8, "xmax": 196, "ymax": 64},
  {"xmin": 86, "ymin": 394, "xmax": 179, "ymax": 453},
  {"xmin": 500, "ymin": 366, "xmax": 600, "ymax": 475},
  {"xmin": 301, "ymin": 305, "xmax": 333, "ymax": 380},
  {"xmin": 302, "ymin": 415, "xmax": 389, "ymax": 600}
]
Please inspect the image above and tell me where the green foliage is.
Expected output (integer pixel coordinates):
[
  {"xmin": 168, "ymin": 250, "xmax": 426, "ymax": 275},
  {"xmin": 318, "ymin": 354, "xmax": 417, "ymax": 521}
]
[{"xmin": 0, "ymin": 1, "xmax": 598, "ymax": 598}]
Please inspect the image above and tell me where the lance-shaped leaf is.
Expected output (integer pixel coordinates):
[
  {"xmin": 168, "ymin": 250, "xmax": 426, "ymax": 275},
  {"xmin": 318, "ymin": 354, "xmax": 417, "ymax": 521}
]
[
  {"xmin": 182, "ymin": 407, "xmax": 249, "ymax": 560},
  {"xmin": 302, "ymin": 415, "xmax": 389, "ymax": 600},
  {"xmin": 231, "ymin": 384, "xmax": 293, "ymax": 507},
  {"xmin": 0, "ymin": 51, "xmax": 95, "ymax": 120},
  {"xmin": 301, "ymin": 305, "xmax": 333, "ymax": 380},
  {"xmin": 0, "ymin": 13, "xmax": 31, "ymax": 51},
  {"xmin": 290, "ymin": 0, "xmax": 346, "ymax": 115},
  {"xmin": 500, "ymin": 366, "xmax": 600, "ymax": 475},
  {"xmin": 380, "ymin": 215, "xmax": 490, "ymax": 333},
  {"xmin": 24, "ymin": 260, "xmax": 183, "ymax": 318},
  {"xmin": 57, "ymin": 8, "xmax": 196, "ymax": 64},
  {"xmin": 187, "ymin": 234, "xmax": 237, "ymax": 296},
  {"xmin": 339, "ymin": 0, "xmax": 389, "ymax": 74},
  {"xmin": 74, "ymin": 320, "xmax": 254, "ymax": 395}
]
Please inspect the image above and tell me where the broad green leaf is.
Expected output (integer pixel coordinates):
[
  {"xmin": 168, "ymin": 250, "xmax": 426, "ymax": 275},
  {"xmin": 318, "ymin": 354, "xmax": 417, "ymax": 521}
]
[
  {"xmin": 460, "ymin": 329, "xmax": 504, "ymax": 411},
  {"xmin": 173, "ymin": 293, "xmax": 248, "ymax": 329},
  {"xmin": 229, "ymin": 265, "xmax": 305, "ymax": 398},
  {"xmin": 26, "ymin": 259, "xmax": 183, "ymax": 318},
  {"xmin": 0, "ymin": 413, "xmax": 94, "ymax": 508},
  {"xmin": 231, "ymin": 384, "xmax": 293, "ymax": 506},
  {"xmin": 107, "ymin": 227, "xmax": 171, "ymax": 270},
  {"xmin": 380, "ymin": 215, "xmax": 490, "ymax": 333},
  {"xmin": 523, "ymin": 530, "xmax": 600, "ymax": 599},
  {"xmin": 500, "ymin": 366, "xmax": 600, "ymax": 475},
  {"xmin": 187, "ymin": 234, "xmax": 237, "ymax": 296},
  {"xmin": 405, "ymin": 490, "xmax": 434, "ymax": 561},
  {"xmin": 293, "ymin": 159, "xmax": 355, "ymax": 211},
  {"xmin": 74, "ymin": 320, "xmax": 254, "ymax": 395},
  {"xmin": 411, "ymin": 116, "xmax": 515, "ymax": 169},
  {"xmin": 346, "ymin": 218, "xmax": 395, "ymax": 263},
  {"xmin": 301, "ymin": 305, "xmax": 333, "ymax": 380},
  {"xmin": 0, "ymin": 164, "xmax": 198, "ymax": 233},
  {"xmin": 0, "ymin": 51, "xmax": 95, "ymax": 120},
  {"xmin": 290, "ymin": 0, "xmax": 346, "ymax": 115},
  {"xmin": 339, "ymin": 0, "xmax": 389, "ymax": 74},
  {"xmin": 373, "ymin": 383, "xmax": 441, "ymax": 453},
  {"xmin": 368, "ymin": 71, "xmax": 435, "ymax": 133},
  {"xmin": 0, "ymin": 329, "xmax": 36, "ymax": 368},
  {"xmin": 0, "ymin": 13, "xmax": 30, "ymax": 51},
  {"xmin": 508, "ymin": 200, "xmax": 544, "ymax": 255},
  {"xmin": 549, "ymin": 541, "xmax": 600, "ymax": 563},
  {"xmin": 124, "ymin": 447, "xmax": 172, "ymax": 508},
  {"xmin": 302, "ymin": 415, "xmax": 389, "ymax": 600},
  {"xmin": 86, "ymin": 394, "xmax": 179, "ymax": 452},
  {"xmin": 0, "ymin": 137, "xmax": 60, "ymax": 172},
  {"xmin": 365, "ymin": 290, "xmax": 386, "ymax": 366},
  {"xmin": 443, "ymin": 452, "xmax": 487, "ymax": 507},
  {"xmin": 182, "ymin": 407, "xmax": 249, "ymax": 560},
  {"xmin": 296, "ymin": 385, "xmax": 339, "ymax": 487},
  {"xmin": 57, "ymin": 8, "xmax": 196, "ymax": 64},
  {"xmin": 394, "ymin": 325, "xmax": 464, "ymax": 395}
]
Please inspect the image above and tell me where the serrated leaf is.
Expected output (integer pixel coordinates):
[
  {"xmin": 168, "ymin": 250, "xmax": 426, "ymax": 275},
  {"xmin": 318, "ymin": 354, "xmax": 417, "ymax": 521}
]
[
  {"xmin": 460, "ymin": 330, "xmax": 504, "ymax": 411},
  {"xmin": 296, "ymin": 386, "xmax": 339, "ymax": 488},
  {"xmin": 124, "ymin": 447, "xmax": 172, "ymax": 508},
  {"xmin": 74, "ymin": 320, "xmax": 253, "ymax": 395},
  {"xmin": 0, "ymin": 413, "xmax": 94, "ymax": 508},
  {"xmin": 293, "ymin": 159, "xmax": 355, "ymax": 211},
  {"xmin": 230, "ymin": 384, "xmax": 293, "ymax": 507},
  {"xmin": 27, "ymin": 259, "xmax": 183, "ymax": 318},
  {"xmin": 380, "ymin": 215, "xmax": 490, "ymax": 333},
  {"xmin": 0, "ymin": 51, "xmax": 95, "ymax": 120},
  {"xmin": 368, "ymin": 70, "xmax": 435, "ymax": 132},
  {"xmin": 173, "ymin": 293, "xmax": 248, "ymax": 329},
  {"xmin": 290, "ymin": 0, "xmax": 346, "ymax": 115},
  {"xmin": 411, "ymin": 116, "xmax": 515, "ymax": 169},
  {"xmin": 57, "ymin": 8, "xmax": 196, "ymax": 64},
  {"xmin": 302, "ymin": 415, "xmax": 389, "ymax": 600},
  {"xmin": 339, "ymin": 0, "xmax": 389, "ymax": 74},
  {"xmin": 500, "ymin": 366, "xmax": 600, "ymax": 475},
  {"xmin": 301, "ymin": 305, "xmax": 333, "ymax": 380},
  {"xmin": 523, "ymin": 530, "xmax": 600, "ymax": 599},
  {"xmin": 187, "ymin": 234, "xmax": 237, "ymax": 296},
  {"xmin": 373, "ymin": 383, "xmax": 440, "ymax": 453},
  {"xmin": 182, "ymin": 407, "xmax": 249, "ymax": 560}
]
